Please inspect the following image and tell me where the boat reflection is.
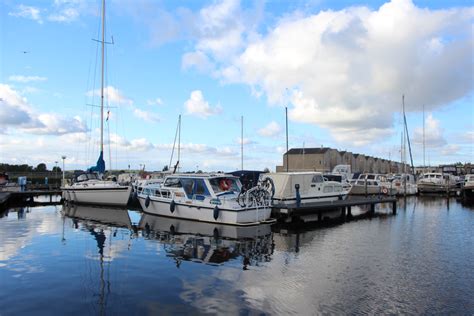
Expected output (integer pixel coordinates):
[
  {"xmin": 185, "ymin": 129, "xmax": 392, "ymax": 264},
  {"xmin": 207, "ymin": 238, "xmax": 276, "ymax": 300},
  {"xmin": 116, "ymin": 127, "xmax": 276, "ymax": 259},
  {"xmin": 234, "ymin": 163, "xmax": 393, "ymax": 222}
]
[
  {"xmin": 139, "ymin": 214, "xmax": 274, "ymax": 269},
  {"xmin": 62, "ymin": 203, "xmax": 133, "ymax": 229}
]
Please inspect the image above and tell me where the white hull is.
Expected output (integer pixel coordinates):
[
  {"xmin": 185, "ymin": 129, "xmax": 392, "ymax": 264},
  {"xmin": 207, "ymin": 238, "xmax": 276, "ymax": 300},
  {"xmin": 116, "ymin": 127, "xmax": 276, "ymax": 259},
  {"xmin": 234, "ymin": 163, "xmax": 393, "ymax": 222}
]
[
  {"xmin": 273, "ymin": 193, "xmax": 347, "ymax": 206},
  {"xmin": 394, "ymin": 184, "xmax": 418, "ymax": 195},
  {"xmin": 349, "ymin": 185, "xmax": 381, "ymax": 195},
  {"xmin": 418, "ymin": 183, "xmax": 455, "ymax": 193},
  {"xmin": 139, "ymin": 213, "xmax": 272, "ymax": 239},
  {"xmin": 138, "ymin": 195, "xmax": 271, "ymax": 226},
  {"xmin": 63, "ymin": 186, "xmax": 131, "ymax": 206}
]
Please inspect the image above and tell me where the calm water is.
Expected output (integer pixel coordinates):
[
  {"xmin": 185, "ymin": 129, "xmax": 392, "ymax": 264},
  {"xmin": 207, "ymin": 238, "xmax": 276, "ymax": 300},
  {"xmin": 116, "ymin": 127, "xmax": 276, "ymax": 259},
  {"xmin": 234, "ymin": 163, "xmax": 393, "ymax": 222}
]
[{"xmin": 1, "ymin": 197, "xmax": 473, "ymax": 315}]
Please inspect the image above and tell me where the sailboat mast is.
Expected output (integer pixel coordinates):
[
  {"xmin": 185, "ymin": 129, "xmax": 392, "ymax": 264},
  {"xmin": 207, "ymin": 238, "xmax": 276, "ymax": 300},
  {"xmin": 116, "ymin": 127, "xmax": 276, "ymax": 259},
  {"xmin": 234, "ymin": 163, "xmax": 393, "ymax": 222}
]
[
  {"xmin": 423, "ymin": 104, "xmax": 425, "ymax": 167},
  {"xmin": 402, "ymin": 95, "xmax": 406, "ymax": 173},
  {"xmin": 241, "ymin": 115, "xmax": 243, "ymax": 170},
  {"xmin": 177, "ymin": 114, "xmax": 181, "ymax": 172},
  {"xmin": 100, "ymin": 0, "xmax": 105, "ymax": 154}
]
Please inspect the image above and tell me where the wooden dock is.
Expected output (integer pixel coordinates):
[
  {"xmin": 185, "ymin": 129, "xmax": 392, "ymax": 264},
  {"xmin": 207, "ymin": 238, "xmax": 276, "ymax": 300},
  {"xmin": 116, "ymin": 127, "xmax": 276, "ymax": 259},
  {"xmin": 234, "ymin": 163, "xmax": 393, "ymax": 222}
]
[
  {"xmin": 0, "ymin": 190, "xmax": 62, "ymax": 209},
  {"xmin": 272, "ymin": 196, "xmax": 397, "ymax": 221}
]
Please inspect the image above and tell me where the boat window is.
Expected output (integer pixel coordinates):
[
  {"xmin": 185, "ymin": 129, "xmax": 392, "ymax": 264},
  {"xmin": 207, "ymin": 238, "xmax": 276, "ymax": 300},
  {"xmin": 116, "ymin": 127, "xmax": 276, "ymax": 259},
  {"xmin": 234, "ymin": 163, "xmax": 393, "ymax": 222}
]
[
  {"xmin": 181, "ymin": 178, "xmax": 211, "ymax": 198},
  {"xmin": 210, "ymin": 177, "xmax": 240, "ymax": 194},
  {"xmin": 335, "ymin": 186, "xmax": 342, "ymax": 192},
  {"xmin": 181, "ymin": 179, "xmax": 195, "ymax": 198},
  {"xmin": 312, "ymin": 174, "xmax": 324, "ymax": 183},
  {"xmin": 194, "ymin": 179, "xmax": 210, "ymax": 196},
  {"xmin": 323, "ymin": 186, "xmax": 333, "ymax": 193},
  {"xmin": 164, "ymin": 177, "xmax": 182, "ymax": 188},
  {"xmin": 367, "ymin": 175, "xmax": 375, "ymax": 180},
  {"xmin": 435, "ymin": 175, "xmax": 442, "ymax": 179}
]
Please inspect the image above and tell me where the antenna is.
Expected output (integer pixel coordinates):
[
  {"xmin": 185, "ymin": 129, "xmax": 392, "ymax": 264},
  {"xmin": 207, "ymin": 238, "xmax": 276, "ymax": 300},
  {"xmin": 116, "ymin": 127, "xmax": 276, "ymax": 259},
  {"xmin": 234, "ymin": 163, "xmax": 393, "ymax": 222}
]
[{"xmin": 285, "ymin": 107, "xmax": 289, "ymax": 172}]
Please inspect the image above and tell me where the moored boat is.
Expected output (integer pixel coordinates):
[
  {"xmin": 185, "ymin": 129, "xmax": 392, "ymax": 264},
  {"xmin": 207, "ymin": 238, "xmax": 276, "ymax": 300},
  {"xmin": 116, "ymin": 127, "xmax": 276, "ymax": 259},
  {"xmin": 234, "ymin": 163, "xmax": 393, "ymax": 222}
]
[
  {"xmin": 392, "ymin": 173, "xmax": 418, "ymax": 196},
  {"xmin": 62, "ymin": 173, "xmax": 132, "ymax": 206},
  {"xmin": 262, "ymin": 172, "xmax": 349, "ymax": 206},
  {"xmin": 349, "ymin": 173, "xmax": 396, "ymax": 195},
  {"xmin": 138, "ymin": 173, "xmax": 273, "ymax": 226},
  {"xmin": 417, "ymin": 172, "xmax": 457, "ymax": 193}
]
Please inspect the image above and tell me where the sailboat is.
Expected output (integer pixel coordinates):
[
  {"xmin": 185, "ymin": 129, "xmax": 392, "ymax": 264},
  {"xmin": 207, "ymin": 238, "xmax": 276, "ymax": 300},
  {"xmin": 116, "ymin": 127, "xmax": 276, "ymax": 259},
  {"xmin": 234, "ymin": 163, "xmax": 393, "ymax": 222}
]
[
  {"xmin": 62, "ymin": 0, "xmax": 131, "ymax": 206},
  {"xmin": 393, "ymin": 95, "xmax": 417, "ymax": 196}
]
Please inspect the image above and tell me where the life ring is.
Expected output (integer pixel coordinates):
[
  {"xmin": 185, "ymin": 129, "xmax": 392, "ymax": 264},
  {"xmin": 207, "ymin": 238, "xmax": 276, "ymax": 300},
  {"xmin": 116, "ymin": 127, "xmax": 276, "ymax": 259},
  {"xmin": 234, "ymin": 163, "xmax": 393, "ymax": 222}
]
[
  {"xmin": 381, "ymin": 187, "xmax": 388, "ymax": 194},
  {"xmin": 220, "ymin": 179, "xmax": 231, "ymax": 191}
]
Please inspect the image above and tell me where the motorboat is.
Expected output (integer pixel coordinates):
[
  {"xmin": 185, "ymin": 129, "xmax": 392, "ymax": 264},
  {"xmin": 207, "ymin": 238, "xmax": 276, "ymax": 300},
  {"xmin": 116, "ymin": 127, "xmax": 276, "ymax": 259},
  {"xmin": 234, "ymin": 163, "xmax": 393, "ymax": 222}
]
[
  {"xmin": 417, "ymin": 173, "xmax": 457, "ymax": 193},
  {"xmin": 349, "ymin": 173, "xmax": 395, "ymax": 195},
  {"xmin": 138, "ymin": 173, "xmax": 273, "ymax": 226},
  {"xmin": 261, "ymin": 172, "xmax": 349, "ymax": 206},
  {"xmin": 391, "ymin": 173, "xmax": 418, "ymax": 196},
  {"xmin": 0, "ymin": 175, "xmax": 21, "ymax": 192},
  {"xmin": 138, "ymin": 213, "xmax": 273, "ymax": 267},
  {"xmin": 62, "ymin": 173, "xmax": 132, "ymax": 207},
  {"xmin": 461, "ymin": 174, "xmax": 474, "ymax": 199}
]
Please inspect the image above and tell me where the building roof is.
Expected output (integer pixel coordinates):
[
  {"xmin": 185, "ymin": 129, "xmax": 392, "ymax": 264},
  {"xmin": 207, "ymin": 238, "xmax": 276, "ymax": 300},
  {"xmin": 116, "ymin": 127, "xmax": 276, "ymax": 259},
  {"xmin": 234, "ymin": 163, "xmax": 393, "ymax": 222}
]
[{"xmin": 286, "ymin": 147, "xmax": 330, "ymax": 155}]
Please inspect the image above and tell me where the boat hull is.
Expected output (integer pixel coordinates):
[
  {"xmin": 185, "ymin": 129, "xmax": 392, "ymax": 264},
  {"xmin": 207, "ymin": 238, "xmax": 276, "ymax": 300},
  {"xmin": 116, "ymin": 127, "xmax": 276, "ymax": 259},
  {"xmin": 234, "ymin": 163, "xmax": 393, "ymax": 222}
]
[
  {"xmin": 418, "ymin": 183, "xmax": 455, "ymax": 193},
  {"xmin": 273, "ymin": 193, "xmax": 347, "ymax": 206},
  {"xmin": 138, "ymin": 195, "xmax": 271, "ymax": 226},
  {"xmin": 62, "ymin": 186, "xmax": 132, "ymax": 206}
]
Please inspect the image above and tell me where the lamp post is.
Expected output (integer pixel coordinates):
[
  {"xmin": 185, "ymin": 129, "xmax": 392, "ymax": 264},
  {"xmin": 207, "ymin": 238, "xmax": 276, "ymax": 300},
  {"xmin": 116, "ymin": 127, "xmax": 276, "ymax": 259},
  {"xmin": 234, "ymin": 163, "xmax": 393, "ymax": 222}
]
[
  {"xmin": 61, "ymin": 156, "xmax": 66, "ymax": 186},
  {"xmin": 55, "ymin": 161, "xmax": 58, "ymax": 187}
]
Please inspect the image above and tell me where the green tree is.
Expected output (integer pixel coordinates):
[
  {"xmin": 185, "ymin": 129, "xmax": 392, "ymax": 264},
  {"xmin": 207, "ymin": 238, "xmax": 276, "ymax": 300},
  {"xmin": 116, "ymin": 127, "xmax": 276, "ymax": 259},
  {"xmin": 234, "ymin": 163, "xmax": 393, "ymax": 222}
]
[{"xmin": 35, "ymin": 163, "xmax": 47, "ymax": 172}]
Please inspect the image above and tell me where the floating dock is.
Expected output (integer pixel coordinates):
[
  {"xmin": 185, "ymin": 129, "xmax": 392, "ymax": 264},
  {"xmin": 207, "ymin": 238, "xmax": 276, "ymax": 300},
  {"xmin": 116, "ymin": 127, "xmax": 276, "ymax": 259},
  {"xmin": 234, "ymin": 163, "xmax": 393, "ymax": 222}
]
[
  {"xmin": 0, "ymin": 190, "xmax": 62, "ymax": 209},
  {"xmin": 272, "ymin": 197, "xmax": 397, "ymax": 222}
]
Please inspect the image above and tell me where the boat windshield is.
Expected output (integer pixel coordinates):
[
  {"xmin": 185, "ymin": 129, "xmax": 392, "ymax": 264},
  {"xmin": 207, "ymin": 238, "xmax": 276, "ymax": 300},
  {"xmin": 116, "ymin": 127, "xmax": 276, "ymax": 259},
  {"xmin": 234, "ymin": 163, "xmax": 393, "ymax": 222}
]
[
  {"xmin": 76, "ymin": 173, "xmax": 99, "ymax": 182},
  {"xmin": 209, "ymin": 177, "xmax": 240, "ymax": 194}
]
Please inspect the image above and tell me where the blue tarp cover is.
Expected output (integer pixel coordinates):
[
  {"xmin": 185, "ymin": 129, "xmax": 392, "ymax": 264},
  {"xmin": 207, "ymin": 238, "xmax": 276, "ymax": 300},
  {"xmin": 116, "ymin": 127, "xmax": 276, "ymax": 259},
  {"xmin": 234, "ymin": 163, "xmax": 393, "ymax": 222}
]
[{"xmin": 87, "ymin": 151, "xmax": 106, "ymax": 174}]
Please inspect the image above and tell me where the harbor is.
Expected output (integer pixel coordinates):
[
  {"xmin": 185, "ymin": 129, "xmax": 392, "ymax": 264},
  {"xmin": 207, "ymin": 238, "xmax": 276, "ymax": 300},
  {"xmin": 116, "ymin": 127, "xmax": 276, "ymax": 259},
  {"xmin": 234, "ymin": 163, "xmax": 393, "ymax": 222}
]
[
  {"xmin": 2, "ymin": 0, "xmax": 473, "ymax": 314},
  {"xmin": 0, "ymin": 195, "xmax": 473, "ymax": 314}
]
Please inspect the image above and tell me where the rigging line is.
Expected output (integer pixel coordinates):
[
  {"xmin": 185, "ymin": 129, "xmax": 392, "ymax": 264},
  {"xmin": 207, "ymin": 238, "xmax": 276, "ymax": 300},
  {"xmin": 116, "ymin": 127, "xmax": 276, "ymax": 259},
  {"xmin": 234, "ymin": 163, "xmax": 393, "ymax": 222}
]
[
  {"xmin": 402, "ymin": 102, "xmax": 415, "ymax": 175},
  {"xmin": 169, "ymin": 116, "xmax": 180, "ymax": 171}
]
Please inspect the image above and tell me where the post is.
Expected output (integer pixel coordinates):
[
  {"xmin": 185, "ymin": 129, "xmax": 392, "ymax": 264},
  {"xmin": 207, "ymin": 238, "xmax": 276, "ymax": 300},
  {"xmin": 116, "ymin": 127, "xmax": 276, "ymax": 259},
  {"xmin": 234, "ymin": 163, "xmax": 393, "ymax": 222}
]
[
  {"xmin": 295, "ymin": 183, "xmax": 301, "ymax": 208},
  {"xmin": 61, "ymin": 156, "xmax": 66, "ymax": 186},
  {"xmin": 392, "ymin": 200, "xmax": 397, "ymax": 215}
]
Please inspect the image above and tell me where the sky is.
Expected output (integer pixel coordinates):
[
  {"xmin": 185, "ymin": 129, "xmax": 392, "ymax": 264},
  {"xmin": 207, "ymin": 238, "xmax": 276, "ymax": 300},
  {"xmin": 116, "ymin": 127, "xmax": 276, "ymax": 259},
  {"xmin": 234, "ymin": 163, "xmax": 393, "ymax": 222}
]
[{"xmin": 0, "ymin": 0, "xmax": 473, "ymax": 172}]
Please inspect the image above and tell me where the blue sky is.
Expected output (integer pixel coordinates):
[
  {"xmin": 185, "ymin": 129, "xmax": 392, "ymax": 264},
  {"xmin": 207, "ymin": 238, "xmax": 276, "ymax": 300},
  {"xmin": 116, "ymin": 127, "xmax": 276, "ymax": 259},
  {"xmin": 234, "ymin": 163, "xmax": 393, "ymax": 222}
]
[{"xmin": 1, "ymin": 0, "xmax": 472, "ymax": 172}]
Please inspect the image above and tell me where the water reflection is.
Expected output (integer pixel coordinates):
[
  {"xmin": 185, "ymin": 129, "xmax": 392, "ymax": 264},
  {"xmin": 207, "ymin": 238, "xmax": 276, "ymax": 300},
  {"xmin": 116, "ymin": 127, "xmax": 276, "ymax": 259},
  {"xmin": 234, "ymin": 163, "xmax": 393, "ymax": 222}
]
[{"xmin": 139, "ymin": 214, "xmax": 274, "ymax": 269}]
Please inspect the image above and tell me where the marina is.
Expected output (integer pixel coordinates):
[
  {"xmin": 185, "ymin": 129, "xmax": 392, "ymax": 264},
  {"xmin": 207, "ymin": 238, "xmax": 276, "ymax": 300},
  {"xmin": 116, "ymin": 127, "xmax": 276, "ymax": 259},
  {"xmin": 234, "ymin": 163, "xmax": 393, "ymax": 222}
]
[
  {"xmin": 1, "ymin": 0, "xmax": 473, "ymax": 314},
  {"xmin": 0, "ymin": 196, "xmax": 473, "ymax": 314}
]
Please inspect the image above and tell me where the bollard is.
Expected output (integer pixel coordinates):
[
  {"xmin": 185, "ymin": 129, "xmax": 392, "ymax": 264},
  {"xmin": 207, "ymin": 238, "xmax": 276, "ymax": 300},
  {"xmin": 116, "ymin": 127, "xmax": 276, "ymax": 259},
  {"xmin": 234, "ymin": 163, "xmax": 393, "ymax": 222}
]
[{"xmin": 295, "ymin": 184, "xmax": 301, "ymax": 208}]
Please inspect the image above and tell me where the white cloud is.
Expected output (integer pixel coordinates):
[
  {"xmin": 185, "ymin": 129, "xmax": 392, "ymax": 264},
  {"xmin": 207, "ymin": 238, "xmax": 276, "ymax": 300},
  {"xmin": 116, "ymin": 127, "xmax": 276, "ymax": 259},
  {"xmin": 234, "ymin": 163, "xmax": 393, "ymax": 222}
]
[
  {"xmin": 24, "ymin": 113, "xmax": 87, "ymax": 135},
  {"xmin": 184, "ymin": 90, "xmax": 222, "ymax": 118},
  {"xmin": 258, "ymin": 121, "xmax": 282, "ymax": 138},
  {"xmin": 413, "ymin": 114, "xmax": 447, "ymax": 148},
  {"xmin": 8, "ymin": 5, "xmax": 43, "ymax": 24},
  {"xmin": 183, "ymin": 0, "xmax": 473, "ymax": 145},
  {"xmin": 146, "ymin": 98, "xmax": 163, "ymax": 106},
  {"xmin": 133, "ymin": 108, "xmax": 160, "ymax": 123},
  {"xmin": 0, "ymin": 84, "xmax": 87, "ymax": 135},
  {"xmin": 48, "ymin": 7, "xmax": 80, "ymax": 23},
  {"xmin": 182, "ymin": 51, "xmax": 214, "ymax": 73},
  {"xmin": 87, "ymin": 86, "xmax": 133, "ymax": 106},
  {"xmin": 9, "ymin": 75, "xmax": 47, "ymax": 83},
  {"xmin": 0, "ymin": 84, "xmax": 35, "ymax": 126},
  {"xmin": 441, "ymin": 144, "xmax": 460, "ymax": 156},
  {"xmin": 236, "ymin": 138, "xmax": 255, "ymax": 145}
]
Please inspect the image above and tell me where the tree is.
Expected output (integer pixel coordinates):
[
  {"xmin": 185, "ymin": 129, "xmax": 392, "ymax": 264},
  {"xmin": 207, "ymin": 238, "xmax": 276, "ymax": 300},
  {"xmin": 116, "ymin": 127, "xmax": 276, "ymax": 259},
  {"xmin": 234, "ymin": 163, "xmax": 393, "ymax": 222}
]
[
  {"xmin": 162, "ymin": 165, "xmax": 169, "ymax": 172},
  {"xmin": 35, "ymin": 163, "xmax": 47, "ymax": 172},
  {"xmin": 52, "ymin": 166, "xmax": 62, "ymax": 172},
  {"xmin": 263, "ymin": 167, "xmax": 270, "ymax": 173}
]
